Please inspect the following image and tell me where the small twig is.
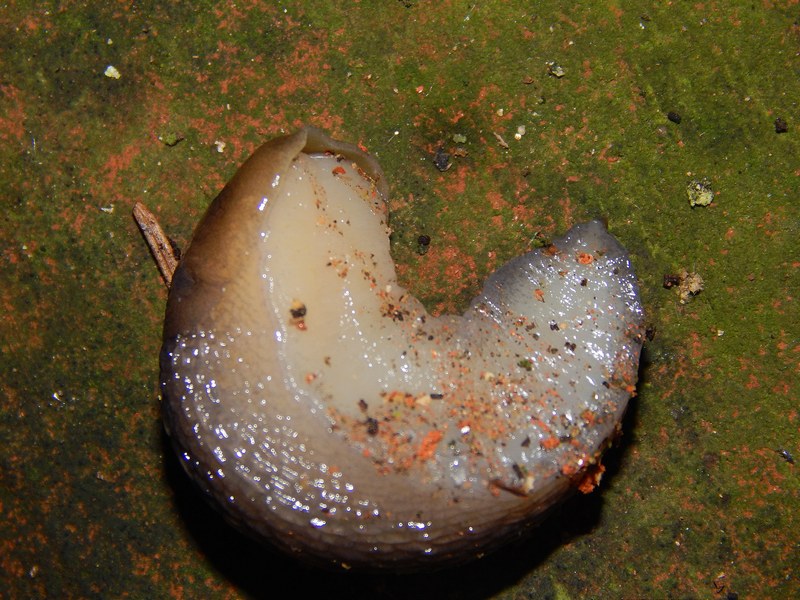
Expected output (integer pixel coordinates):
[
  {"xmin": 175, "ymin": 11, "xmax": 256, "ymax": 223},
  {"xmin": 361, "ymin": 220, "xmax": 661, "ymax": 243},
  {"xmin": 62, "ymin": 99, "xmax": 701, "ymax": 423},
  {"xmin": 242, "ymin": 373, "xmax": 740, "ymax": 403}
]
[
  {"xmin": 492, "ymin": 131, "xmax": 509, "ymax": 149},
  {"xmin": 132, "ymin": 202, "xmax": 178, "ymax": 288}
]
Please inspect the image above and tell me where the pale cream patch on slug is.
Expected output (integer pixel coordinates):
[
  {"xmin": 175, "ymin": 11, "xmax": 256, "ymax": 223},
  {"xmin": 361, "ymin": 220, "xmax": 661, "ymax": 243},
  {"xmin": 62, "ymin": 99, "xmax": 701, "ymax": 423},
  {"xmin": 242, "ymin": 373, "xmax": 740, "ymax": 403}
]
[{"xmin": 160, "ymin": 126, "xmax": 645, "ymax": 570}]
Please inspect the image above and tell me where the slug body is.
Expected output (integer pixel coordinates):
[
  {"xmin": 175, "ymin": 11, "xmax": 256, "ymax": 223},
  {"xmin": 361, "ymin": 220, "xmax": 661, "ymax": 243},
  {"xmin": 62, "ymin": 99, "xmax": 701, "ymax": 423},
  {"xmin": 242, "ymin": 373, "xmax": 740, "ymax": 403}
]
[{"xmin": 161, "ymin": 127, "xmax": 645, "ymax": 569}]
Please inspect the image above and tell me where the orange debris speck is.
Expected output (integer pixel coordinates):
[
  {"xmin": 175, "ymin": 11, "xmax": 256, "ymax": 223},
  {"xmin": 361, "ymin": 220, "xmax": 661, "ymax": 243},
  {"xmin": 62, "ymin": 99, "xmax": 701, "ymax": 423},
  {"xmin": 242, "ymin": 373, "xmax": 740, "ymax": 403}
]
[
  {"xmin": 417, "ymin": 430, "xmax": 443, "ymax": 462},
  {"xmin": 541, "ymin": 436, "xmax": 560, "ymax": 450},
  {"xmin": 577, "ymin": 463, "xmax": 605, "ymax": 494},
  {"xmin": 561, "ymin": 463, "xmax": 578, "ymax": 476}
]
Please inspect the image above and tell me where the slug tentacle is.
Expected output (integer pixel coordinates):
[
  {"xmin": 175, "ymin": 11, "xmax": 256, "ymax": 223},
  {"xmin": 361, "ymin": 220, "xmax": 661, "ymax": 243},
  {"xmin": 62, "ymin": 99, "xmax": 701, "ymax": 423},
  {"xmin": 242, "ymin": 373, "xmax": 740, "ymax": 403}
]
[{"xmin": 160, "ymin": 126, "xmax": 645, "ymax": 570}]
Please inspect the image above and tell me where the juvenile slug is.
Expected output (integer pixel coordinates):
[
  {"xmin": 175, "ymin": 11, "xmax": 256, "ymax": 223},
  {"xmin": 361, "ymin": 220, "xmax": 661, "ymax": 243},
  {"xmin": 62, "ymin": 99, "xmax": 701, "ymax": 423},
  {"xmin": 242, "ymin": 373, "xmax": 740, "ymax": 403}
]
[{"xmin": 160, "ymin": 126, "xmax": 645, "ymax": 569}]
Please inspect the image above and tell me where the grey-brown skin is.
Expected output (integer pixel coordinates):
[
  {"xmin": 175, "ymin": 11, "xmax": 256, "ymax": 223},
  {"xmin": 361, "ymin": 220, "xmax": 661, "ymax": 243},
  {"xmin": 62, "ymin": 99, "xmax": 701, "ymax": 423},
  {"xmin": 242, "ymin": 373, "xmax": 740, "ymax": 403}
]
[{"xmin": 160, "ymin": 127, "xmax": 645, "ymax": 570}]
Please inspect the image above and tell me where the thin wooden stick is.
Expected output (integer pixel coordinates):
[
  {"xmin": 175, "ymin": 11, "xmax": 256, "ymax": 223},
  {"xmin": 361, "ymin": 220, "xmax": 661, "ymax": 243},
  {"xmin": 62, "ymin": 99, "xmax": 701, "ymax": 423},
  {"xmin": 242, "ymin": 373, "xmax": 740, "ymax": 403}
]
[{"xmin": 132, "ymin": 202, "xmax": 178, "ymax": 288}]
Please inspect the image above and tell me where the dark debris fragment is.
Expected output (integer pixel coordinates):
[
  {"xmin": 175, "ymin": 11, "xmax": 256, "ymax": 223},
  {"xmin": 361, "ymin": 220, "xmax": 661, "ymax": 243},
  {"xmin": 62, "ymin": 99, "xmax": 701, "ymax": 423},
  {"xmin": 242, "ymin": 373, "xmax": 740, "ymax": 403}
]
[
  {"xmin": 433, "ymin": 147, "xmax": 451, "ymax": 172},
  {"xmin": 667, "ymin": 111, "xmax": 682, "ymax": 124}
]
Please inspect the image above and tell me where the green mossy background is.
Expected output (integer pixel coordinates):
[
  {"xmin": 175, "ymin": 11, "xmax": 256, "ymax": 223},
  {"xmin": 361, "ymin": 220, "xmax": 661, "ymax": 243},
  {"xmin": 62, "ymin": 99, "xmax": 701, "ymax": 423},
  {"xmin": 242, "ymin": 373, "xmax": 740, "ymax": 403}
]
[{"xmin": 1, "ymin": 1, "xmax": 798, "ymax": 598}]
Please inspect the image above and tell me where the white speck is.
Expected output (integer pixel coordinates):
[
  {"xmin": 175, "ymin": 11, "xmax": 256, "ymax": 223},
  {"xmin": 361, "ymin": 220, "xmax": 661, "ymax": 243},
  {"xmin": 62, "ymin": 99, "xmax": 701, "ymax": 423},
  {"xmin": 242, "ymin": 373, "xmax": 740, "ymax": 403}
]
[
  {"xmin": 214, "ymin": 140, "xmax": 226, "ymax": 153},
  {"xmin": 104, "ymin": 65, "xmax": 121, "ymax": 79}
]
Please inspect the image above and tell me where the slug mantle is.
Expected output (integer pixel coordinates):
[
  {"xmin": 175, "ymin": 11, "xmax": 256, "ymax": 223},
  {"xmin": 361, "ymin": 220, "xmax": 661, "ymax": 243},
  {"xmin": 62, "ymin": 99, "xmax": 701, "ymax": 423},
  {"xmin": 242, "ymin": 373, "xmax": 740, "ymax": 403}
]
[{"xmin": 160, "ymin": 126, "xmax": 645, "ymax": 570}]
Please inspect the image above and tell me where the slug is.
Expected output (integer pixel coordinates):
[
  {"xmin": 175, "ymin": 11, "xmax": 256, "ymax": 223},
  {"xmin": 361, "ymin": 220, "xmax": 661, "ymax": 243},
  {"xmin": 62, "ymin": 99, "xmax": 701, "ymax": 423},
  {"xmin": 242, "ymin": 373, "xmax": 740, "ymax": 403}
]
[{"xmin": 160, "ymin": 126, "xmax": 645, "ymax": 570}]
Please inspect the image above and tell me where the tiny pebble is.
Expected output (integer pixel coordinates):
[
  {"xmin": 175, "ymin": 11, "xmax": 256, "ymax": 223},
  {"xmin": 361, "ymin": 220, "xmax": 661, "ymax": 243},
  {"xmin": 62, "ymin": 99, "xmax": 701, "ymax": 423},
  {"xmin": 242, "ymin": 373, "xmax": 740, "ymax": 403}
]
[{"xmin": 104, "ymin": 65, "xmax": 121, "ymax": 79}]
